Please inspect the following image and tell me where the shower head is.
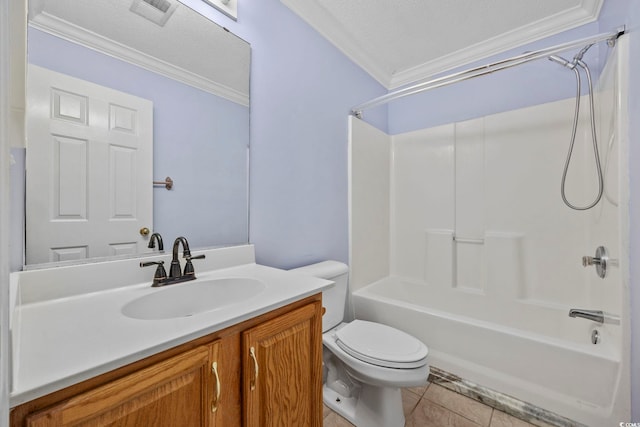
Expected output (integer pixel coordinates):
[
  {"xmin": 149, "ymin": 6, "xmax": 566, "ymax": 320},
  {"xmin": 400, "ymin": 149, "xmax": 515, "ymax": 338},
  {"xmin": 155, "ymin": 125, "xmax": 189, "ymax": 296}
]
[{"xmin": 548, "ymin": 55, "xmax": 575, "ymax": 69}]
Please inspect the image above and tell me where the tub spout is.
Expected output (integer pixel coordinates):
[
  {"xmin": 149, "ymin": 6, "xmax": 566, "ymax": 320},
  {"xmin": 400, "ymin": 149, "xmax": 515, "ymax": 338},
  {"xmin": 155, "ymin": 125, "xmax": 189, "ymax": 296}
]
[{"xmin": 568, "ymin": 309, "xmax": 604, "ymax": 324}]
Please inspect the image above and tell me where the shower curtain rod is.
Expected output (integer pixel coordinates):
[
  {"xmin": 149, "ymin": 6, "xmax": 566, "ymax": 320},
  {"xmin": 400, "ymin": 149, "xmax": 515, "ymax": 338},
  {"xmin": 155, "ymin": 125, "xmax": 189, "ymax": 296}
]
[{"xmin": 351, "ymin": 28, "xmax": 625, "ymax": 117}]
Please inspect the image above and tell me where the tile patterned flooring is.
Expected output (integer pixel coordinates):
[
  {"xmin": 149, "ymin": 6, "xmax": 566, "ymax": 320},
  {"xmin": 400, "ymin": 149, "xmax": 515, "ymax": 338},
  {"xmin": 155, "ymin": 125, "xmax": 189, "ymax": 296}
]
[{"xmin": 323, "ymin": 382, "xmax": 543, "ymax": 427}]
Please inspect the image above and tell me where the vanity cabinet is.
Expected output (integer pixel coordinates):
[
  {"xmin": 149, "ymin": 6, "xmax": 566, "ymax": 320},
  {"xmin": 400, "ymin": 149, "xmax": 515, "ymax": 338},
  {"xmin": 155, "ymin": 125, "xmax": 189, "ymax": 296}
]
[
  {"xmin": 10, "ymin": 294, "xmax": 323, "ymax": 427},
  {"xmin": 243, "ymin": 303, "xmax": 322, "ymax": 427}
]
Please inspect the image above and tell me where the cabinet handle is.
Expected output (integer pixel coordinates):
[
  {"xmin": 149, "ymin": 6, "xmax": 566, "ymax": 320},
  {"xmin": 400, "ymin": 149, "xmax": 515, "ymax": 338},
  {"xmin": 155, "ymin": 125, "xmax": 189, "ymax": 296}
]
[
  {"xmin": 211, "ymin": 361, "xmax": 221, "ymax": 413},
  {"xmin": 249, "ymin": 346, "xmax": 259, "ymax": 391}
]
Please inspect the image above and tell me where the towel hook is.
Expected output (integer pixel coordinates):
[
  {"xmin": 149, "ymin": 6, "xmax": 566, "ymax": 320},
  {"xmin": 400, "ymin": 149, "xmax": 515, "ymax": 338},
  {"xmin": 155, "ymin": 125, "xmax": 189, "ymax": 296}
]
[{"xmin": 153, "ymin": 176, "xmax": 173, "ymax": 190}]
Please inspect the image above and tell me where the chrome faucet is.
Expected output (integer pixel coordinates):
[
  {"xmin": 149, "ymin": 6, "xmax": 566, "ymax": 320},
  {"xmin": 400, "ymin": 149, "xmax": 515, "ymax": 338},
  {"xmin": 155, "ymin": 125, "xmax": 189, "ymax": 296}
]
[
  {"xmin": 568, "ymin": 309, "xmax": 604, "ymax": 324},
  {"xmin": 147, "ymin": 232, "xmax": 164, "ymax": 251},
  {"xmin": 140, "ymin": 236, "xmax": 205, "ymax": 287}
]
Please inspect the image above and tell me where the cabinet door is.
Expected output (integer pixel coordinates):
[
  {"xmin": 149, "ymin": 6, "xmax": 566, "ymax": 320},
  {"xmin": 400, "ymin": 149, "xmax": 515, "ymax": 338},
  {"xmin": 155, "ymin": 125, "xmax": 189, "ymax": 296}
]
[
  {"xmin": 243, "ymin": 302, "xmax": 323, "ymax": 427},
  {"xmin": 25, "ymin": 342, "xmax": 221, "ymax": 427}
]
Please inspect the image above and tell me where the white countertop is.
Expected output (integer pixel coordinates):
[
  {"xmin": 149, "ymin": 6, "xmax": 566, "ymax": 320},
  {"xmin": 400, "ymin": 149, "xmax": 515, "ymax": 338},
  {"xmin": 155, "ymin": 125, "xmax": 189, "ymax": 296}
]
[{"xmin": 10, "ymin": 258, "xmax": 332, "ymax": 406}]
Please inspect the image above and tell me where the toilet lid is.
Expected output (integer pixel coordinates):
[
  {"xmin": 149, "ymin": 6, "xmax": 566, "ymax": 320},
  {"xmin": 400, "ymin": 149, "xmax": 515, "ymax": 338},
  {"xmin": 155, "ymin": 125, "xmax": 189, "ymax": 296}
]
[{"xmin": 335, "ymin": 320, "xmax": 428, "ymax": 369}]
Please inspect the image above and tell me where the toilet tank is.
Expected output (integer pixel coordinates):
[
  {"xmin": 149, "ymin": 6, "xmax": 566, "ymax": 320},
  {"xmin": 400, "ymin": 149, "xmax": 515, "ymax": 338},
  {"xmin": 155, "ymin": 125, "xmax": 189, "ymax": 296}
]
[{"xmin": 289, "ymin": 261, "xmax": 349, "ymax": 332}]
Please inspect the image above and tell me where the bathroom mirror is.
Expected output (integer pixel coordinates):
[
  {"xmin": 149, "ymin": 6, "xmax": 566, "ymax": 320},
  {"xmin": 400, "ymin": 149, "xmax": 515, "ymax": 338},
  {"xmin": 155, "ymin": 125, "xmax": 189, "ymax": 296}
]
[{"xmin": 22, "ymin": 0, "xmax": 250, "ymax": 266}]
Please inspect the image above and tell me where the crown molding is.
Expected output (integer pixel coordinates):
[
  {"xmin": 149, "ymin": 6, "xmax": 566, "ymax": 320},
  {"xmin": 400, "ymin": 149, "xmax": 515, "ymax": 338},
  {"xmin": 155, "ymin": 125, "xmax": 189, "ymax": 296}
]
[
  {"xmin": 29, "ymin": 12, "xmax": 249, "ymax": 106},
  {"xmin": 282, "ymin": 0, "xmax": 603, "ymax": 90},
  {"xmin": 202, "ymin": 0, "xmax": 237, "ymax": 21},
  {"xmin": 389, "ymin": 0, "xmax": 604, "ymax": 88}
]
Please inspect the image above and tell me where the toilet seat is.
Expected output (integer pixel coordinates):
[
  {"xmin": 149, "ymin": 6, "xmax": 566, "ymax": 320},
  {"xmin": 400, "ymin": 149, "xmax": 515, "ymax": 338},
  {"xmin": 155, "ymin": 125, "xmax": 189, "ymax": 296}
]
[{"xmin": 335, "ymin": 320, "xmax": 428, "ymax": 369}]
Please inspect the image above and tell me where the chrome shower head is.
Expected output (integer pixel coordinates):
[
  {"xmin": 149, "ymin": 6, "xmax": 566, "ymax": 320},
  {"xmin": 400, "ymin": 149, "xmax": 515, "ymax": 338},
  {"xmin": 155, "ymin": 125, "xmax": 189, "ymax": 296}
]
[{"xmin": 548, "ymin": 55, "xmax": 575, "ymax": 69}]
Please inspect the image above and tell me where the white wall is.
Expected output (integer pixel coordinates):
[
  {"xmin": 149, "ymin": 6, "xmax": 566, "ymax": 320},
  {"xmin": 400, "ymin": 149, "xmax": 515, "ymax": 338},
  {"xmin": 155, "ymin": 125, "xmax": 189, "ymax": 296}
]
[
  {"xmin": 387, "ymin": 97, "xmax": 620, "ymax": 339},
  {"xmin": 1, "ymin": 0, "xmax": 13, "ymax": 423},
  {"xmin": 616, "ymin": 2, "xmax": 640, "ymax": 419},
  {"xmin": 349, "ymin": 117, "xmax": 390, "ymax": 290}
]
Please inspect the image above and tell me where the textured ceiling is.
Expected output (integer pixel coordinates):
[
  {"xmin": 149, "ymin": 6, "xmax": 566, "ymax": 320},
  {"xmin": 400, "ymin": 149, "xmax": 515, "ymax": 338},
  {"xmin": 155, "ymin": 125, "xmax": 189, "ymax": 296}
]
[{"xmin": 281, "ymin": 0, "xmax": 603, "ymax": 88}]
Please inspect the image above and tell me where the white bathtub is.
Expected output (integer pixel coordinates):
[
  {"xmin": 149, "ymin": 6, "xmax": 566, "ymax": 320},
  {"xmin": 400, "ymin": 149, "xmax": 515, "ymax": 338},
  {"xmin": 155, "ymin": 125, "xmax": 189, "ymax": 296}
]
[{"xmin": 352, "ymin": 277, "xmax": 626, "ymax": 426}]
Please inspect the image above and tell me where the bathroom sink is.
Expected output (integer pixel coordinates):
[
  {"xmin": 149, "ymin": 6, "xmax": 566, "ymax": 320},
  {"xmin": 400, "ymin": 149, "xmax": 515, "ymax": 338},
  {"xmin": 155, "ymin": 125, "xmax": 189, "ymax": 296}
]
[{"xmin": 122, "ymin": 277, "xmax": 266, "ymax": 320}]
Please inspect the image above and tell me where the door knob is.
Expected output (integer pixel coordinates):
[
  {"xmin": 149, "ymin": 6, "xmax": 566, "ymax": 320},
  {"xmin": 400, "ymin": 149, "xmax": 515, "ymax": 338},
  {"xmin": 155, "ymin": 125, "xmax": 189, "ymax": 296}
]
[{"xmin": 139, "ymin": 227, "xmax": 150, "ymax": 236}]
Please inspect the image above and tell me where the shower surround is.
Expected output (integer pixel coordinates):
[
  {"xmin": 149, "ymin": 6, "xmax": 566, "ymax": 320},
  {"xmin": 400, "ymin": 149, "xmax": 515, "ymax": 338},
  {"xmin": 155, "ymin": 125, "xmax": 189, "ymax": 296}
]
[{"xmin": 348, "ymin": 37, "xmax": 630, "ymax": 426}]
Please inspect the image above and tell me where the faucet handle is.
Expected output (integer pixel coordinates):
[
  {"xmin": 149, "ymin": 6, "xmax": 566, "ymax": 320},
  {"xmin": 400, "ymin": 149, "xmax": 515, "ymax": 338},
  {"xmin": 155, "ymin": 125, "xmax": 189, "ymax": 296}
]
[
  {"xmin": 184, "ymin": 254, "xmax": 206, "ymax": 277},
  {"xmin": 582, "ymin": 246, "xmax": 608, "ymax": 279},
  {"xmin": 140, "ymin": 261, "xmax": 167, "ymax": 287}
]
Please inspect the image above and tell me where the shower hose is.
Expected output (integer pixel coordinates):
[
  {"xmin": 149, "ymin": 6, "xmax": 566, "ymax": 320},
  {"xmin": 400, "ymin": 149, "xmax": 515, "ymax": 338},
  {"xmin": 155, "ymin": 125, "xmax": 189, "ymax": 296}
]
[{"xmin": 560, "ymin": 59, "xmax": 604, "ymax": 211}]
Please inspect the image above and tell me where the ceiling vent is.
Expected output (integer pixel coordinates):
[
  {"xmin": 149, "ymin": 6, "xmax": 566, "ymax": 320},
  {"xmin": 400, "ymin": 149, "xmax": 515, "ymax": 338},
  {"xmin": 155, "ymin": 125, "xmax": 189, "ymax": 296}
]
[{"xmin": 130, "ymin": 0, "xmax": 178, "ymax": 27}]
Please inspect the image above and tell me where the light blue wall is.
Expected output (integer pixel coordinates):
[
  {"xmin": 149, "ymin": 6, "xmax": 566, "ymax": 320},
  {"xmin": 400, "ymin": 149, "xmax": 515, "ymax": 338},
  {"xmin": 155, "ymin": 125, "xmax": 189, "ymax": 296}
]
[
  {"xmin": 245, "ymin": 7, "xmax": 388, "ymax": 269},
  {"xmin": 386, "ymin": 23, "xmax": 611, "ymax": 134},
  {"xmin": 181, "ymin": 0, "xmax": 388, "ymax": 269}
]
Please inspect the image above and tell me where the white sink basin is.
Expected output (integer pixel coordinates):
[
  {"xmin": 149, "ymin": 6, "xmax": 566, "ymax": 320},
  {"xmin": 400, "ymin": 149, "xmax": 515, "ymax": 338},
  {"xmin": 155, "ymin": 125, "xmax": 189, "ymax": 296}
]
[{"xmin": 122, "ymin": 277, "xmax": 266, "ymax": 320}]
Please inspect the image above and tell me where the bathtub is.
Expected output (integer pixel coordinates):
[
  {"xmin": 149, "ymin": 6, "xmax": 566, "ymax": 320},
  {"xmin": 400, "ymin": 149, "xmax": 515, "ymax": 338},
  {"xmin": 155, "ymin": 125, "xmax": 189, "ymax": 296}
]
[{"xmin": 352, "ymin": 277, "xmax": 626, "ymax": 426}]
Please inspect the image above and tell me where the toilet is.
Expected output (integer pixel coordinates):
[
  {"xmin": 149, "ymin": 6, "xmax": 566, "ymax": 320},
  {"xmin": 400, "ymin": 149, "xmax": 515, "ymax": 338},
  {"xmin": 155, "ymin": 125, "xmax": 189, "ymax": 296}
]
[{"xmin": 290, "ymin": 261, "xmax": 429, "ymax": 427}]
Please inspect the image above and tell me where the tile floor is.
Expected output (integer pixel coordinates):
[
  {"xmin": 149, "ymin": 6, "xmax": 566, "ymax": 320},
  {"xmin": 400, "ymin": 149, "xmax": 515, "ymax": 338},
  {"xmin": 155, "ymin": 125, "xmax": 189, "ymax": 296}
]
[{"xmin": 323, "ymin": 382, "xmax": 544, "ymax": 427}]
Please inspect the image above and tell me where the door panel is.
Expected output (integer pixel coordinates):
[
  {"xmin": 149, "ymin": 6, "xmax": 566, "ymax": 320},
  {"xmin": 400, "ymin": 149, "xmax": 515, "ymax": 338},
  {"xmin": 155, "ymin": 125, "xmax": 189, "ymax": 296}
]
[
  {"xmin": 242, "ymin": 303, "xmax": 323, "ymax": 427},
  {"xmin": 26, "ymin": 65, "xmax": 153, "ymax": 264}
]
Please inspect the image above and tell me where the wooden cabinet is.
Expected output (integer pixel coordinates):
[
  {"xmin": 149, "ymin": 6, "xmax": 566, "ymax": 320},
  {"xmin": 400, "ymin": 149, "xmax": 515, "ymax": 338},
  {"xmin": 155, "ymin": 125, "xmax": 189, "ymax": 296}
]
[
  {"xmin": 10, "ymin": 294, "xmax": 322, "ymax": 427},
  {"xmin": 243, "ymin": 303, "xmax": 323, "ymax": 427},
  {"xmin": 25, "ymin": 342, "xmax": 220, "ymax": 427}
]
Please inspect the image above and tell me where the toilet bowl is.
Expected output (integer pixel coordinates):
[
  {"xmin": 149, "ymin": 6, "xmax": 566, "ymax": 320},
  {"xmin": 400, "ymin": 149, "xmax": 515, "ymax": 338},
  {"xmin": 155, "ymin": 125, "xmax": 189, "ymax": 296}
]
[{"xmin": 289, "ymin": 261, "xmax": 429, "ymax": 427}]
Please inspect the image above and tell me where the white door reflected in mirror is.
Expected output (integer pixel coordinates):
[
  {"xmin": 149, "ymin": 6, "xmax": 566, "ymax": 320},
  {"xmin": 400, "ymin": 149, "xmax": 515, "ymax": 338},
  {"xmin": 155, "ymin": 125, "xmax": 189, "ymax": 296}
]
[{"xmin": 26, "ymin": 65, "xmax": 153, "ymax": 264}]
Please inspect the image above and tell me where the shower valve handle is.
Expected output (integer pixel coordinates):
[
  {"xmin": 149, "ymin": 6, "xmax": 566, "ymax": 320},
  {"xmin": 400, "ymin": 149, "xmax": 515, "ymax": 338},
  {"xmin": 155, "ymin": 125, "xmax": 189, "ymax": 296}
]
[
  {"xmin": 582, "ymin": 246, "xmax": 608, "ymax": 279},
  {"xmin": 582, "ymin": 256, "xmax": 602, "ymax": 266}
]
